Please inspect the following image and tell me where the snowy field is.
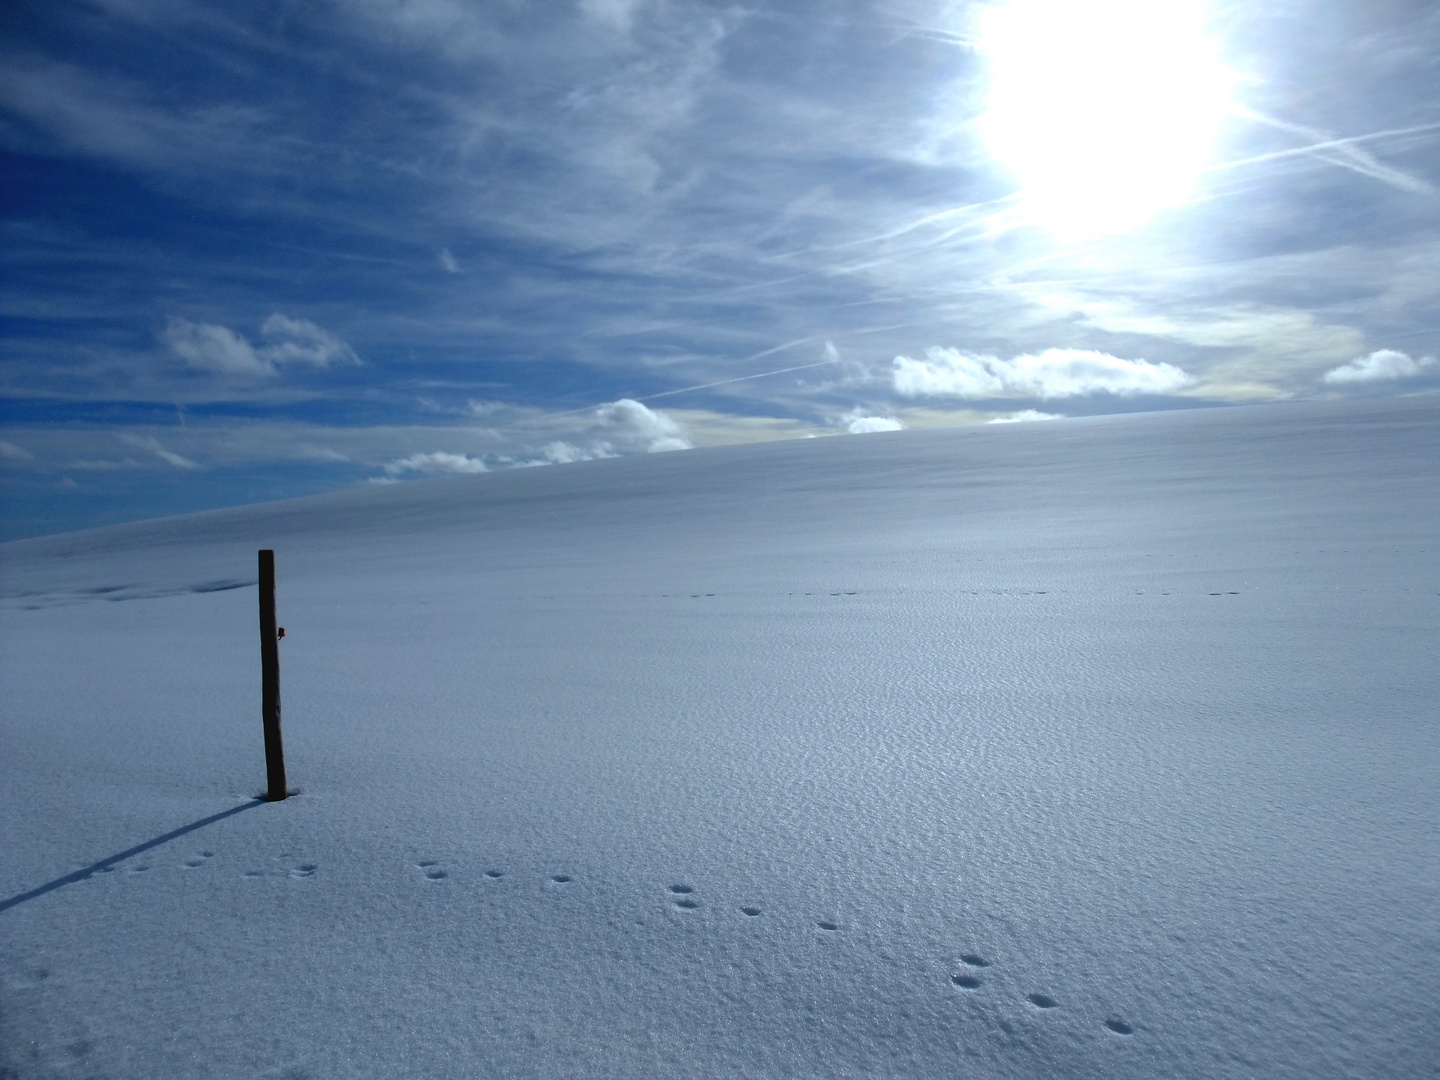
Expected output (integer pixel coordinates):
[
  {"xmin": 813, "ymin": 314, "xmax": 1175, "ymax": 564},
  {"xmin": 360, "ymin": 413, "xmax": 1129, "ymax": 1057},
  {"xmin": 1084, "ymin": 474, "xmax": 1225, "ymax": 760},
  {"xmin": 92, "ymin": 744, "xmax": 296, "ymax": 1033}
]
[{"xmin": 2, "ymin": 396, "xmax": 1437, "ymax": 1079}]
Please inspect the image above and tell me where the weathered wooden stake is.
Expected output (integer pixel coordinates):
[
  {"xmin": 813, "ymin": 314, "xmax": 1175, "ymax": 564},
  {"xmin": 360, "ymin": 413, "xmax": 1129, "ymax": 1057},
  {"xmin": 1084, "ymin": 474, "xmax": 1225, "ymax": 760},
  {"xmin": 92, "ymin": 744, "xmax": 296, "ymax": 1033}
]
[{"xmin": 258, "ymin": 549, "xmax": 287, "ymax": 801}]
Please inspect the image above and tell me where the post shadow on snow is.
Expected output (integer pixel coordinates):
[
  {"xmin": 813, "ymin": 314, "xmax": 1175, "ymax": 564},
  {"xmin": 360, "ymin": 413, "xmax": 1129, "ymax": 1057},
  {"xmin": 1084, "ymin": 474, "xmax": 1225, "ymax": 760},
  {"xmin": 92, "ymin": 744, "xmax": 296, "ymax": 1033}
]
[{"xmin": 0, "ymin": 796, "xmax": 287, "ymax": 913}]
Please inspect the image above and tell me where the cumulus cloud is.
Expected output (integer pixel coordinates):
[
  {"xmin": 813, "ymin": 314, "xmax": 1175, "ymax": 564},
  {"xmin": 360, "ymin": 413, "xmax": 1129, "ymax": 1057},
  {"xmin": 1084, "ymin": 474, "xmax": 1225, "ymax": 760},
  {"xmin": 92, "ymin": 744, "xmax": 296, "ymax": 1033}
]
[
  {"xmin": 501, "ymin": 400, "xmax": 690, "ymax": 468},
  {"xmin": 539, "ymin": 441, "xmax": 613, "ymax": 464},
  {"xmin": 1323, "ymin": 349, "xmax": 1436, "ymax": 384},
  {"xmin": 893, "ymin": 347, "xmax": 1194, "ymax": 400},
  {"xmin": 593, "ymin": 398, "xmax": 692, "ymax": 452},
  {"xmin": 382, "ymin": 451, "xmax": 488, "ymax": 476},
  {"xmin": 369, "ymin": 400, "xmax": 687, "ymax": 483},
  {"xmin": 163, "ymin": 315, "xmax": 358, "ymax": 377},
  {"xmin": 987, "ymin": 410, "xmax": 1062, "ymax": 424},
  {"xmin": 841, "ymin": 408, "xmax": 903, "ymax": 433},
  {"xmin": 117, "ymin": 433, "xmax": 199, "ymax": 469}
]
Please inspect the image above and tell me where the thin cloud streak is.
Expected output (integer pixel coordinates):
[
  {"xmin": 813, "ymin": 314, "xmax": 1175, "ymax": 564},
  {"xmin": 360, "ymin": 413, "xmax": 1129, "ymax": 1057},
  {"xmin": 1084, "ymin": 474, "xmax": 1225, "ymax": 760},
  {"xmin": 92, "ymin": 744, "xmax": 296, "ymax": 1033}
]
[{"xmin": 1227, "ymin": 107, "xmax": 1438, "ymax": 193}]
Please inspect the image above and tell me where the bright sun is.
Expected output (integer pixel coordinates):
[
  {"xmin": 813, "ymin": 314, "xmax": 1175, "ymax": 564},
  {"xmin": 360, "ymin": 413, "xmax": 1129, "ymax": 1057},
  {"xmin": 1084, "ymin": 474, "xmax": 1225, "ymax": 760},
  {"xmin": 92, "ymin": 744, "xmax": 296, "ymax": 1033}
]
[{"xmin": 979, "ymin": 0, "xmax": 1234, "ymax": 237}]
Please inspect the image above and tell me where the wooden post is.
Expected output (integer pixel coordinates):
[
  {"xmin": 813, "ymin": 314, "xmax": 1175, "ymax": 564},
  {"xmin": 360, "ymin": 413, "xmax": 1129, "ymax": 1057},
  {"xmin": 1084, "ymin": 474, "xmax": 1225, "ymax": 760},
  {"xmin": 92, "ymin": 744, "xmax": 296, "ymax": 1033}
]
[{"xmin": 258, "ymin": 549, "xmax": 287, "ymax": 801}]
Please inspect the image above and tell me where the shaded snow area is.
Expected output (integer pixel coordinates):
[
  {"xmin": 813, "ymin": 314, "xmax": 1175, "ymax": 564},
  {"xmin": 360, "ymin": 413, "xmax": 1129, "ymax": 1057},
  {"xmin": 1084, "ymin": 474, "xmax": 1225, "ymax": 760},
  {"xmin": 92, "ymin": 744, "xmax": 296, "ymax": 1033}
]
[{"xmin": 3, "ymin": 397, "xmax": 1438, "ymax": 1079}]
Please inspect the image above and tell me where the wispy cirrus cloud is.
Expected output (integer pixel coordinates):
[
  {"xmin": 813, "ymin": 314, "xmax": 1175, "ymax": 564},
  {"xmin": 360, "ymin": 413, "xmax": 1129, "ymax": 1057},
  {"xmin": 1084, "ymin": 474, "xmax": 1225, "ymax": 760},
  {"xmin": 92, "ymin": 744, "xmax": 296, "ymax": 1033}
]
[
  {"xmin": 117, "ymin": 433, "xmax": 199, "ymax": 469},
  {"xmin": 163, "ymin": 315, "xmax": 359, "ymax": 378}
]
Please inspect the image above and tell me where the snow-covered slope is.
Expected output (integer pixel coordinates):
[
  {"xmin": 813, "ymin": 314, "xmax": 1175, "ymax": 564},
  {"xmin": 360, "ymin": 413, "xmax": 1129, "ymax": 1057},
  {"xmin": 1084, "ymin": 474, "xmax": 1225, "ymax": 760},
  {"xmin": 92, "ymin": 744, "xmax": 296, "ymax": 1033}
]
[{"xmin": 3, "ymin": 397, "xmax": 1437, "ymax": 1078}]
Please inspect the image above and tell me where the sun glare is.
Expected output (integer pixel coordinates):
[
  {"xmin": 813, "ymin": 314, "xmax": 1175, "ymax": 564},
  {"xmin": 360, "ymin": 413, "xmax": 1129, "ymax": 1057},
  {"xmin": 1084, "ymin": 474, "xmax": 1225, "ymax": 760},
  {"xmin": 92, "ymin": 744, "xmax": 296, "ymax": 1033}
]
[{"xmin": 979, "ymin": 0, "xmax": 1234, "ymax": 237}]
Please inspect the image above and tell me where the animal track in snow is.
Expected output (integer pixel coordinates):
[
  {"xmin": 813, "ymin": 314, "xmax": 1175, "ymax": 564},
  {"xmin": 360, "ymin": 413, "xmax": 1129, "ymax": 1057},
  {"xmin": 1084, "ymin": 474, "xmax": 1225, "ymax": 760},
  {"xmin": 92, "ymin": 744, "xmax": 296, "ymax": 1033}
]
[
  {"xmin": 667, "ymin": 883, "xmax": 699, "ymax": 909},
  {"xmin": 239, "ymin": 857, "xmax": 314, "ymax": 879},
  {"xmin": 169, "ymin": 847, "xmax": 1127, "ymax": 1033}
]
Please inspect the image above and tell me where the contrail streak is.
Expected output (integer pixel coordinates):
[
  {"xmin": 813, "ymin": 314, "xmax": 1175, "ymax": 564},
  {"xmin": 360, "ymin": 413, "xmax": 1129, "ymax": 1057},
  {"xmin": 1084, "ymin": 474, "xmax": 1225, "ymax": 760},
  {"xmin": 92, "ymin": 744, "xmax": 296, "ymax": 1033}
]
[
  {"xmin": 1225, "ymin": 108, "xmax": 1438, "ymax": 193},
  {"xmin": 537, "ymin": 324, "xmax": 913, "ymax": 420},
  {"xmin": 637, "ymin": 322, "xmax": 919, "ymax": 402},
  {"xmin": 772, "ymin": 196, "xmax": 1019, "ymax": 261}
]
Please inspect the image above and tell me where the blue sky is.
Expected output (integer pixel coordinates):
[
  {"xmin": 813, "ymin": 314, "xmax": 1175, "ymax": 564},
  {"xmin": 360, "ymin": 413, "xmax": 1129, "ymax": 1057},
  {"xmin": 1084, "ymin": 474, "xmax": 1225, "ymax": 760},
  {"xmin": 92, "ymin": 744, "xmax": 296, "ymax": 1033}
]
[{"xmin": 3, "ymin": 0, "xmax": 1439, "ymax": 539}]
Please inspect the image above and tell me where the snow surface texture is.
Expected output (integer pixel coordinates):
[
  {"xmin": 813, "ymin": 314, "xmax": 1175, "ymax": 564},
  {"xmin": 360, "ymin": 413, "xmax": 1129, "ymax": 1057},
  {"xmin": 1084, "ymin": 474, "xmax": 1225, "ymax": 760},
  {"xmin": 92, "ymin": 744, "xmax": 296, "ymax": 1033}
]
[{"xmin": 2, "ymin": 397, "xmax": 1437, "ymax": 1079}]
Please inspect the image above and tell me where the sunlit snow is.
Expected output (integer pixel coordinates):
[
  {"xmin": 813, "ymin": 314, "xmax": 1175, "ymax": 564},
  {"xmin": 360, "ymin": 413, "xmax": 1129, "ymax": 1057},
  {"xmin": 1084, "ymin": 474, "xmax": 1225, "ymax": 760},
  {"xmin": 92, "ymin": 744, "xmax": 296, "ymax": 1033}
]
[{"xmin": 2, "ymin": 396, "xmax": 1436, "ymax": 1078}]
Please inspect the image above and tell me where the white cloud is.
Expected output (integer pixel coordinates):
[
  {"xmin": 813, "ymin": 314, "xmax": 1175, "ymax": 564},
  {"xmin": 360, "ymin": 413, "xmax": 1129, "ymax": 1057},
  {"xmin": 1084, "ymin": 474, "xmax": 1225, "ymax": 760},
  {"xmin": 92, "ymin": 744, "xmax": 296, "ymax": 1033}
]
[
  {"xmin": 259, "ymin": 314, "xmax": 360, "ymax": 367},
  {"xmin": 294, "ymin": 443, "xmax": 349, "ymax": 462},
  {"xmin": 1323, "ymin": 349, "xmax": 1436, "ymax": 384},
  {"xmin": 383, "ymin": 451, "xmax": 488, "ymax": 477},
  {"xmin": 847, "ymin": 416, "xmax": 904, "ymax": 433},
  {"xmin": 0, "ymin": 440, "xmax": 34, "ymax": 461},
  {"xmin": 164, "ymin": 318, "xmax": 273, "ymax": 376},
  {"xmin": 163, "ymin": 315, "xmax": 358, "ymax": 377},
  {"xmin": 593, "ymin": 398, "xmax": 692, "ymax": 452},
  {"xmin": 438, "ymin": 248, "xmax": 460, "ymax": 273},
  {"xmin": 841, "ymin": 408, "xmax": 903, "ymax": 433},
  {"xmin": 501, "ymin": 400, "xmax": 689, "ymax": 469},
  {"xmin": 67, "ymin": 458, "xmax": 127, "ymax": 471},
  {"xmin": 540, "ymin": 441, "xmax": 613, "ymax": 464},
  {"xmin": 987, "ymin": 410, "xmax": 1062, "ymax": 423},
  {"xmin": 579, "ymin": 0, "xmax": 643, "ymax": 32},
  {"xmin": 893, "ymin": 347, "xmax": 1194, "ymax": 400},
  {"xmin": 117, "ymin": 433, "xmax": 199, "ymax": 469}
]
